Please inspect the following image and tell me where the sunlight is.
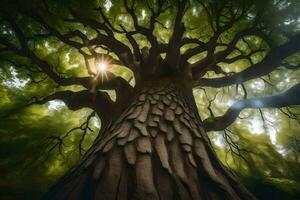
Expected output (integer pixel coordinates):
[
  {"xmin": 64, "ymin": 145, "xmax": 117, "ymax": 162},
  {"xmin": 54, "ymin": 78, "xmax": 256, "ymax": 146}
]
[
  {"xmin": 2, "ymin": 66, "xmax": 29, "ymax": 88},
  {"xmin": 94, "ymin": 54, "xmax": 111, "ymax": 74},
  {"xmin": 276, "ymin": 144, "xmax": 288, "ymax": 156},
  {"xmin": 91, "ymin": 56, "xmax": 111, "ymax": 92},
  {"xmin": 268, "ymin": 129, "xmax": 277, "ymax": 144},
  {"xmin": 92, "ymin": 116, "xmax": 101, "ymax": 129},
  {"xmin": 248, "ymin": 117, "xmax": 264, "ymax": 134},
  {"xmin": 226, "ymin": 98, "xmax": 235, "ymax": 107},
  {"xmin": 192, "ymin": 7, "xmax": 198, "ymax": 16},
  {"xmin": 65, "ymin": 52, "xmax": 70, "ymax": 62},
  {"xmin": 246, "ymin": 111, "xmax": 278, "ymax": 144},
  {"xmin": 213, "ymin": 134, "xmax": 225, "ymax": 148},
  {"xmin": 95, "ymin": 59, "xmax": 109, "ymax": 74},
  {"xmin": 94, "ymin": 61, "xmax": 109, "ymax": 85},
  {"xmin": 104, "ymin": 0, "xmax": 112, "ymax": 11},
  {"xmin": 141, "ymin": 9, "xmax": 146, "ymax": 20},
  {"xmin": 44, "ymin": 41, "xmax": 55, "ymax": 52},
  {"xmin": 98, "ymin": 62, "xmax": 108, "ymax": 71},
  {"xmin": 48, "ymin": 100, "xmax": 65, "ymax": 110},
  {"xmin": 249, "ymin": 80, "xmax": 265, "ymax": 92},
  {"xmin": 2, "ymin": 0, "xmax": 300, "ymax": 197}
]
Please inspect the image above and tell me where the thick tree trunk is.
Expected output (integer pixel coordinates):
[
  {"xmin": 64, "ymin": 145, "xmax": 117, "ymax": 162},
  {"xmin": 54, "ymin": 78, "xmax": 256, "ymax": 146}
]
[{"xmin": 44, "ymin": 78, "xmax": 255, "ymax": 200}]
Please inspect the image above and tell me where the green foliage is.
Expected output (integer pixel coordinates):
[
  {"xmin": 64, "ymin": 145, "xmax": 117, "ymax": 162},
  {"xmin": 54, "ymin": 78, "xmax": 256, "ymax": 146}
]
[{"xmin": 0, "ymin": 0, "xmax": 300, "ymax": 199}]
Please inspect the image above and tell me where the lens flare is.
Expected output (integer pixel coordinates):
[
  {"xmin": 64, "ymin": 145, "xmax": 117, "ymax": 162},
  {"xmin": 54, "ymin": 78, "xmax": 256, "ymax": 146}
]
[
  {"xmin": 94, "ymin": 55, "xmax": 110, "ymax": 74},
  {"xmin": 91, "ymin": 56, "xmax": 111, "ymax": 93},
  {"xmin": 98, "ymin": 62, "xmax": 108, "ymax": 72}
]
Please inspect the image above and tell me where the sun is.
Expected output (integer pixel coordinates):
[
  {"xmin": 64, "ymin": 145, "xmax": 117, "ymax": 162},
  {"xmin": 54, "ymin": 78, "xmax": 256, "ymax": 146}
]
[
  {"xmin": 97, "ymin": 62, "xmax": 108, "ymax": 72},
  {"xmin": 94, "ymin": 55, "xmax": 111, "ymax": 74},
  {"xmin": 91, "ymin": 56, "xmax": 112, "ymax": 89}
]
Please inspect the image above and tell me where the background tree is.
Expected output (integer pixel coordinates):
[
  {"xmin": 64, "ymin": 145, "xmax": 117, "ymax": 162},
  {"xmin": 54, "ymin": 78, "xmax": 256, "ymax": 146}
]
[{"xmin": 0, "ymin": 0, "xmax": 300, "ymax": 199}]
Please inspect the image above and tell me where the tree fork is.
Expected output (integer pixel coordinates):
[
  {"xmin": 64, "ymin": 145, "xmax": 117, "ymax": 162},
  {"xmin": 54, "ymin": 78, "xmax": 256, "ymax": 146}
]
[{"xmin": 43, "ymin": 77, "xmax": 255, "ymax": 200}]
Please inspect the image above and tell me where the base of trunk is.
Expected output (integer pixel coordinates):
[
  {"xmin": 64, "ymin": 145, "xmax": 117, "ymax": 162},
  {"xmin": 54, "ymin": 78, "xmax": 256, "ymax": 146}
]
[{"xmin": 44, "ymin": 81, "xmax": 255, "ymax": 200}]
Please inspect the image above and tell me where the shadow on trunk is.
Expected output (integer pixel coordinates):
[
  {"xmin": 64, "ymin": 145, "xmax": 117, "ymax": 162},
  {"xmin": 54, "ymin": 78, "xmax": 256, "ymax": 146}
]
[{"xmin": 43, "ymin": 78, "xmax": 255, "ymax": 200}]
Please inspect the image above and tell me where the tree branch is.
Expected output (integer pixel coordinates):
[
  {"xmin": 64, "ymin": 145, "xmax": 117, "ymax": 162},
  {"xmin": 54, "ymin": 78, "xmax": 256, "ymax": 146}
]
[
  {"xmin": 0, "ymin": 15, "xmax": 134, "ymax": 101},
  {"xmin": 195, "ymin": 33, "xmax": 300, "ymax": 88},
  {"xmin": 203, "ymin": 83, "xmax": 300, "ymax": 131},
  {"xmin": 165, "ymin": 0, "xmax": 187, "ymax": 69},
  {"xmin": 190, "ymin": 28, "xmax": 270, "ymax": 79},
  {"xmin": 63, "ymin": 111, "xmax": 96, "ymax": 156},
  {"xmin": 29, "ymin": 90, "xmax": 114, "ymax": 122},
  {"xmin": 27, "ymin": 10, "xmax": 136, "ymax": 71},
  {"xmin": 0, "ymin": 33, "xmax": 93, "ymax": 89},
  {"xmin": 123, "ymin": 0, "xmax": 160, "ymax": 65}
]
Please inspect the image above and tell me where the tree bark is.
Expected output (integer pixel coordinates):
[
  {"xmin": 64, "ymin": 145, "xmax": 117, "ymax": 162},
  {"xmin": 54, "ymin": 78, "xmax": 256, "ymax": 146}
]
[{"xmin": 43, "ymin": 78, "xmax": 255, "ymax": 200}]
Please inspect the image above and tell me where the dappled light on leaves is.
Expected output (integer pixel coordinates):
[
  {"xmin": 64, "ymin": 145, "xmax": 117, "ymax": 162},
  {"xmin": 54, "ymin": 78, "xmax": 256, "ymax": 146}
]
[{"xmin": 0, "ymin": 0, "xmax": 300, "ymax": 199}]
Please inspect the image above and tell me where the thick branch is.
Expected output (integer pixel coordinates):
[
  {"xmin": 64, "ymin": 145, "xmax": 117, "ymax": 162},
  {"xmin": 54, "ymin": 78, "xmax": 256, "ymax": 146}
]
[
  {"xmin": 187, "ymin": 2, "xmax": 247, "ymax": 74},
  {"xmin": 29, "ymin": 90, "xmax": 114, "ymax": 122},
  {"xmin": 191, "ymin": 28, "xmax": 270, "ymax": 78},
  {"xmin": 28, "ymin": 10, "xmax": 136, "ymax": 71},
  {"xmin": 203, "ymin": 83, "xmax": 300, "ymax": 131},
  {"xmin": 123, "ymin": 0, "xmax": 158, "ymax": 47},
  {"xmin": 195, "ymin": 33, "xmax": 300, "ymax": 88},
  {"xmin": 0, "ymin": 15, "xmax": 134, "ymax": 98},
  {"xmin": 0, "ymin": 33, "xmax": 93, "ymax": 89},
  {"xmin": 165, "ymin": 0, "xmax": 187, "ymax": 68},
  {"xmin": 123, "ymin": 0, "xmax": 160, "ymax": 65}
]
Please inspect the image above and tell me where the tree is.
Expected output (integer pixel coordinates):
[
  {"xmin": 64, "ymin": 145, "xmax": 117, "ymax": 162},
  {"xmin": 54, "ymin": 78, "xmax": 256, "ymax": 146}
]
[{"xmin": 0, "ymin": 0, "xmax": 300, "ymax": 199}]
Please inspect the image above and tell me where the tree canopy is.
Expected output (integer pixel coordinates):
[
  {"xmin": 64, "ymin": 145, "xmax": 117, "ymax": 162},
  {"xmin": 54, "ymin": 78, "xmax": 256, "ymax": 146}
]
[{"xmin": 0, "ymin": 0, "xmax": 300, "ymax": 199}]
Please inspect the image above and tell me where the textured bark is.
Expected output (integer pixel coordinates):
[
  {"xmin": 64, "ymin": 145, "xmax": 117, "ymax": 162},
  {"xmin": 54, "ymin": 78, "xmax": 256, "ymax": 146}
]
[{"xmin": 43, "ymin": 78, "xmax": 255, "ymax": 200}]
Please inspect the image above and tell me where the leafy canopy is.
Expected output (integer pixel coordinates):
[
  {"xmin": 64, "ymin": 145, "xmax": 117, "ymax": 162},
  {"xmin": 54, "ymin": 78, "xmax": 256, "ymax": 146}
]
[{"xmin": 0, "ymin": 0, "xmax": 300, "ymax": 199}]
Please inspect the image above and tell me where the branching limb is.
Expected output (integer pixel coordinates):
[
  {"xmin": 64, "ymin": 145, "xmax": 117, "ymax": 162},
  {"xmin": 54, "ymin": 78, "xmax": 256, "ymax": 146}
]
[
  {"xmin": 220, "ymin": 48, "xmax": 266, "ymax": 65},
  {"xmin": 203, "ymin": 83, "xmax": 300, "ymax": 131},
  {"xmin": 119, "ymin": 25, "xmax": 141, "ymax": 61},
  {"xmin": 123, "ymin": 0, "xmax": 162, "ymax": 67},
  {"xmin": 190, "ymin": 28, "xmax": 270, "ymax": 79},
  {"xmin": 201, "ymin": 88, "xmax": 219, "ymax": 118},
  {"xmin": 0, "ymin": 58, "xmax": 47, "ymax": 84},
  {"xmin": 123, "ymin": 0, "xmax": 158, "ymax": 48},
  {"xmin": 0, "ymin": 14, "xmax": 97, "ymax": 88},
  {"xmin": 27, "ymin": 10, "xmax": 135, "ymax": 71},
  {"xmin": 223, "ymin": 129, "xmax": 254, "ymax": 163},
  {"xmin": 62, "ymin": 111, "xmax": 96, "ymax": 156},
  {"xmin": 26, "ymin": 11, "xmax": 86, "ymax": 49},
  {"xmin": 146, "ymin": 0, "xmax": 170, "ymax": 33},
  {"xmin": 30, "ymin": 111, "xmax": 97, "ymax": 163},
  {"xmin": 186, "ymin": 1, "xmax": 248, "ymax": 75},
  {"xmin": 195, "ymin": 33, "xmax": 300, "ymax": 88},
  {"xmin": 91, "ymin": 74, "xmax": 134, "ymax": 109},
  {"xmin": 279, "ymin": 107, "xmax": 300, "ymax": 125},
  {"xmin": 28, "ymin": 90, "xmax": 114, "ymax": 122},
  {"xmin": 165, "ymin": 0, "xmax": 187, "ymax": 69},
  {"xmin": 0, "ymin": 16, "xmax": 134, "ymax": 101}
]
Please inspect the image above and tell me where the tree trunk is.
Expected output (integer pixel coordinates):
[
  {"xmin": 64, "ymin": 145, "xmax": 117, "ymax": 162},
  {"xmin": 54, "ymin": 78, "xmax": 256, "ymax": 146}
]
[{"xmin": 43, "ymin": 78, "xmax": 255, "ymax": 200}]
